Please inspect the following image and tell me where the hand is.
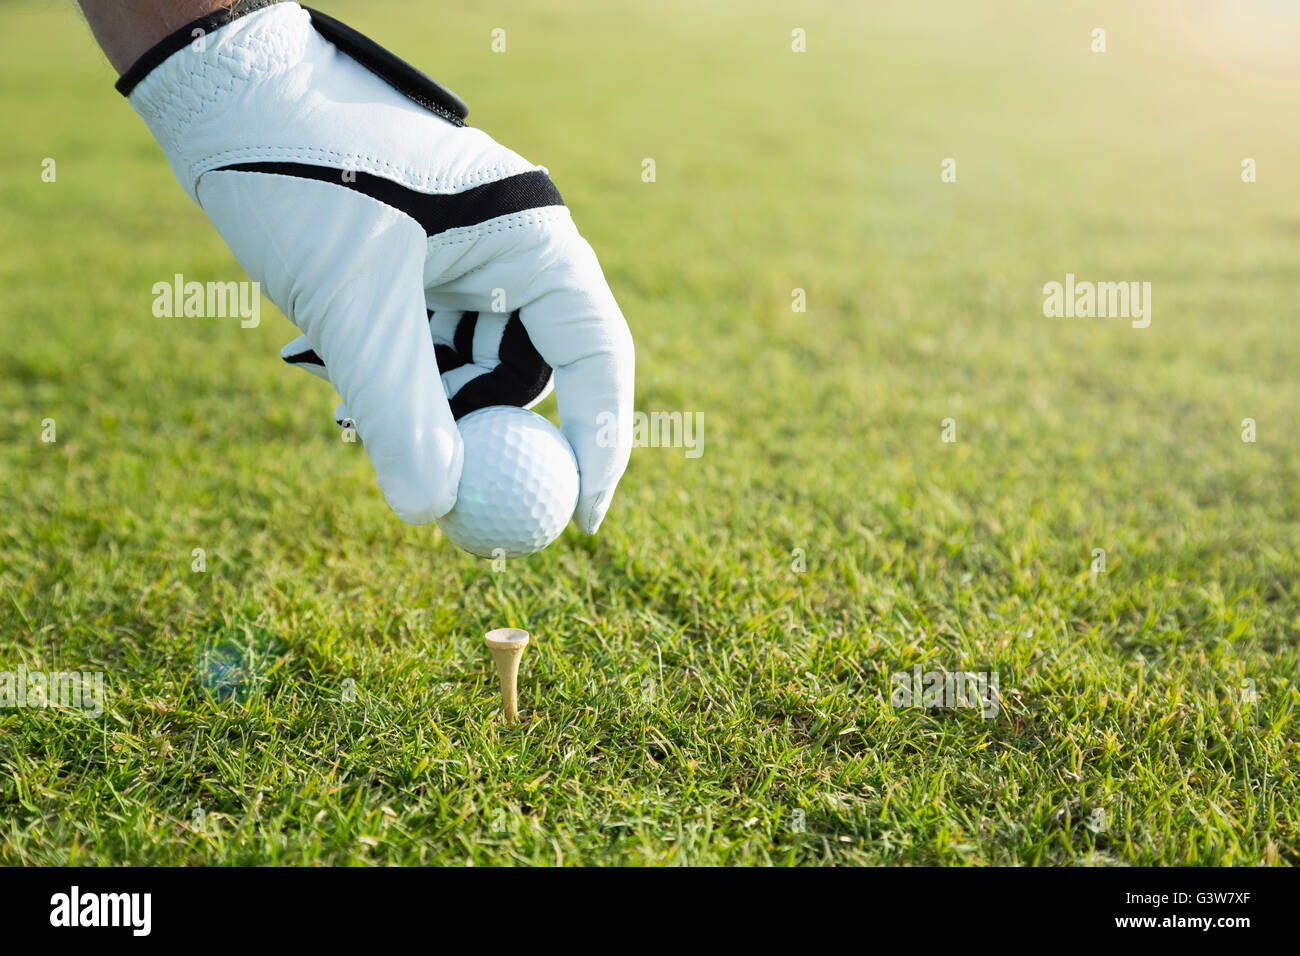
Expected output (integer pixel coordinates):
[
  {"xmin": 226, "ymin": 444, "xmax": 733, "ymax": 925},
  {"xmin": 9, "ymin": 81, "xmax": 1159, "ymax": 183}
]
[
  {"xmin": 280, "ymin": 307, "xmax": 556, "ymax": 428},
  {"xmin": 117, "ymin": 1, "xmax": 633, "ymax": 530}
]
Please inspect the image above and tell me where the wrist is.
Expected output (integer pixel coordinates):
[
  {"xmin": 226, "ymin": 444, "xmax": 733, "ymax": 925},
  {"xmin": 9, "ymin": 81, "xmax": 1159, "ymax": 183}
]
[
  {"xmin": 121, "ymin": 2, "xmax": 311, "ymax": 198},
  {"xmin": 116, "ymin": 0, "xmax": 292, "ymax": 96},
  {"xmin": 116, "ymin": 0, "xmax": 488, "ymax": 206},
  {"xmin": 80, "ymin": 0, "xmax": 254, "ymax": 75}
]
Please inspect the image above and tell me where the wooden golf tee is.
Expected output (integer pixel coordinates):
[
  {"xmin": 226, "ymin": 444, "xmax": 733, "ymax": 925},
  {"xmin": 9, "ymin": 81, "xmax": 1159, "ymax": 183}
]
[{"xmin": 484, "ymin": 628, "xmax": 530, "ymax": 723}]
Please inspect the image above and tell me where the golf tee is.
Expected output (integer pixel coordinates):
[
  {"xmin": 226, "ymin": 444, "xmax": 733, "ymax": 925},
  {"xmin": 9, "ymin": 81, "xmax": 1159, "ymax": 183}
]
[{"xmin": 484, "ymin": 628, "xmax": 530, "ymax": 722}]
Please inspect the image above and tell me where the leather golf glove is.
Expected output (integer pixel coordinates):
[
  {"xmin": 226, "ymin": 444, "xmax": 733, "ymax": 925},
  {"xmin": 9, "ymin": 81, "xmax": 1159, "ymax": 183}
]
[{"xmin": 116, "ymin": 0, "xmax": 634, "ymax": 530}]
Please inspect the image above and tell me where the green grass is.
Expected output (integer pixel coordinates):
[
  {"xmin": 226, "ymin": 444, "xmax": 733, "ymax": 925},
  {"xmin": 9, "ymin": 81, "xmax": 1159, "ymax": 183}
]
[{"xmin": 1, "ymin": 0, "xmax": 1297, "ymax": 865}]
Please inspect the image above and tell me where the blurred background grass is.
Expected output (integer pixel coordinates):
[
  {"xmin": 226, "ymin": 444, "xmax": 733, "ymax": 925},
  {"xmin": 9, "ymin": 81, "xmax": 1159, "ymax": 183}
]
[{"xmin": 0, "ymin": 0, "xmax": 1296, "ymax": 864}]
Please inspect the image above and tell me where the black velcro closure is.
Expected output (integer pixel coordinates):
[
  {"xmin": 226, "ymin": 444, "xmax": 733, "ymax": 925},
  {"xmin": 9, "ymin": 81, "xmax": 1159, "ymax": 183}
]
[
  {"xmin": 303, "ymin": 5, "xmax": 468, "ymax": 126},
  {"xmin": 216, "ymin": 163, "xmax": 564, "ymax": 236}
]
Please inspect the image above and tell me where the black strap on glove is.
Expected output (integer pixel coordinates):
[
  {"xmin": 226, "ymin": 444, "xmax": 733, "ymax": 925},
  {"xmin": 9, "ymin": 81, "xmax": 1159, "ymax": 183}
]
[
  {"xmin": 119, "ymin": 0, "xmax": 470, "ymax": 129},
  {"xmin": 303, "ymin": 6, "xmax": 468, "ymax": 126}
]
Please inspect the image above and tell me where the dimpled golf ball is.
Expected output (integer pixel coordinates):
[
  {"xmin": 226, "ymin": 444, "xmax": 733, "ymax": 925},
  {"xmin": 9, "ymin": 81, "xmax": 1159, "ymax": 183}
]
[{"xmin": 436, "ymin": 405, "xmax": 579, "ymax": 558}]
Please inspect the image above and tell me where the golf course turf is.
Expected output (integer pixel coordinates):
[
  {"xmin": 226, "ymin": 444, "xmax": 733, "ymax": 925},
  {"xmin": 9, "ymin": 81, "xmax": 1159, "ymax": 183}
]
[{"xmin": 0, "ymin": 0, "xmax": 1296, "ymax": 865}]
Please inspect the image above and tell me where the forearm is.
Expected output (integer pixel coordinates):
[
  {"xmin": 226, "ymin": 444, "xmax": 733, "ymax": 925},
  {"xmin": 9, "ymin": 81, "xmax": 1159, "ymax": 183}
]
[{"xmin": 78, "ymin": 0, "xmax": 241, "ymax": 74}]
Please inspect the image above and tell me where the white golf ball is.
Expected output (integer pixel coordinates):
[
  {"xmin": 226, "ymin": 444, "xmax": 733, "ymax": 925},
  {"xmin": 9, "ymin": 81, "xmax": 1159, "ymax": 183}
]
[{"xmin": 436, "ymin": 405, "xmax": 579, "ymax": 558}]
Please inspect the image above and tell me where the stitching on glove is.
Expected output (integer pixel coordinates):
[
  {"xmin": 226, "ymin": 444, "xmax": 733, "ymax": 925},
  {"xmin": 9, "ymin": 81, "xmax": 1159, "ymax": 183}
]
[
  {"xmin": 139, "ymin": 26, "xmax": 308, "ymax": 158},
  {"xmin": 428, "ymin": 208, "xmax": 571, "ymax": 249},
  {"xmin": 212, "ymin": 163, "xmax": 564, "ymax": 239},
  {"xmin": 195, "ymin": 146, "xmax": 533, "ymax": 194},
  {"xmin": 115, "ymin": 0, "xmax": 284, "ymax": 95}
]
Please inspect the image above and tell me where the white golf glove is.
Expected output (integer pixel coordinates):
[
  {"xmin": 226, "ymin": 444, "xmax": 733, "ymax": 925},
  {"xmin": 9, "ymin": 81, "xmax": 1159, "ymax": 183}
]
[
  {"xmin": 117, "ymin": 0, "xmax": 633, "ymax": 531},
  {"xmin": 280, "ymin": 307, "xmax": 555, "ymax": 430}
]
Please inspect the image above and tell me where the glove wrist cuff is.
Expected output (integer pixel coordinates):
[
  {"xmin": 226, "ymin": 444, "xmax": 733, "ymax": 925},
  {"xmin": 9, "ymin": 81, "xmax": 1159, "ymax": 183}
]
[
  {"xmin": 117, "ymin": 2, "xmax": 314, "ymax": 197},
  {"xmin": 115, "ymin": 0, "xmax": 289, "ymax": 97}
]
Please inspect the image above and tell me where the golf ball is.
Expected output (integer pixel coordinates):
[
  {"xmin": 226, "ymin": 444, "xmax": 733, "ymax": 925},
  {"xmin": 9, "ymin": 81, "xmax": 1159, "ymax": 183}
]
[{"xmin": 436, "ymin": 405, "xmax": 579, "ymax": 558}]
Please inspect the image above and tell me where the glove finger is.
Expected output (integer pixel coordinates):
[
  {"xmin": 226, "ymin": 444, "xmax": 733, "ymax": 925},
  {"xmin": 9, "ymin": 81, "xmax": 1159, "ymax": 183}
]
[
  {"xmin": 429, "ymin": 309, "xmax": 554, "ymax": 418},
  {"xmin": 285, "ymin": 307, "xmax": 555, "ymax": 429},
  {"xmin": 281, "ymin": 335, "xmax": 330, "ymax": 382},
  {"xmin": 514, "ymin": 233, "xmax": 634, "ymax": 534},
  {"xmin": 200, "ymin": 171, "xmax": 462, "ymax": 523}
]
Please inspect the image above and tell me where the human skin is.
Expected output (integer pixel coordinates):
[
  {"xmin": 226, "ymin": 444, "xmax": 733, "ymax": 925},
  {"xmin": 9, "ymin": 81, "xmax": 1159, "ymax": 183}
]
[{"xmin": 78, "ymin": 0, "xmax": 236, "ymax": 73}]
